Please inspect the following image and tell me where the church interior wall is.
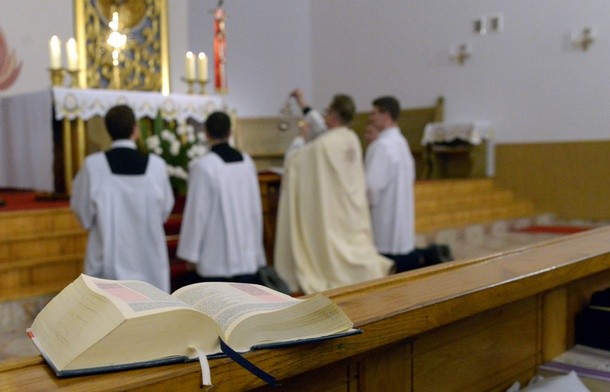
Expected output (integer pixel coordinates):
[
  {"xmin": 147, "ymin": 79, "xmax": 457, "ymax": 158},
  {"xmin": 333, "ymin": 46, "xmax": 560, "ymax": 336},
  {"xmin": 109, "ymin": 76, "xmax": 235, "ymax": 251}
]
[
  {"xmin": 2, "ymin": 1, "xmax": 607, "ymax": 144},
  {"xmin": 495, "ymin": 141, "xmax": 610, "ymax": 221},
  {"xmin": 310, "ymin": 0, "xmax": 609, "ymax": 144}
]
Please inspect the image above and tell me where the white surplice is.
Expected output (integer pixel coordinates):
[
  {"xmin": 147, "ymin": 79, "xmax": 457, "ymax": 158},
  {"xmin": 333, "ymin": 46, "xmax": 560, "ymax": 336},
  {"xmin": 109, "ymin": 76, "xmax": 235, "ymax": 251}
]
[
  {"xmin": 70, "ymin": 141, "xmax": 175, "ymax": 292},
  {"xmin": 364, "ymin": 126, "xmax": 416, "ymax": 255},
  {"xmin": 177, "ymin": 152, "xmax": 266, "ymax": 277},
  {"xmin": 275, "ymin": 127, "xmax": 393, "ymax": 294}
]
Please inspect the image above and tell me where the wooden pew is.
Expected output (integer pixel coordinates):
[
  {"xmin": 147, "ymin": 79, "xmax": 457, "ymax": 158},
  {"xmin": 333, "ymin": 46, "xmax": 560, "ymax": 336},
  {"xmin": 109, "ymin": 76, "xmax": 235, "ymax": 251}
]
[{"xmin": 2, "ymin": 226, "xmax": 610, "ymax": 391}]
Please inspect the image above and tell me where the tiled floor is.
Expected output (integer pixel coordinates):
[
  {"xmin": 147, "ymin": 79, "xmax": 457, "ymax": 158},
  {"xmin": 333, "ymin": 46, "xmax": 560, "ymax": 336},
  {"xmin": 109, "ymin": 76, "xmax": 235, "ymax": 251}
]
[{"xmin": 1, "ymin": 216, "xmax": 605, "ymax": 363}]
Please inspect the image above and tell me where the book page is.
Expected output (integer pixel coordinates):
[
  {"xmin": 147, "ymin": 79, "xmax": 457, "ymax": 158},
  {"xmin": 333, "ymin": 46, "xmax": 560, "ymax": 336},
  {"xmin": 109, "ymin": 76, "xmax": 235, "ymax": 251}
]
[
  {"xmin": 172, "ymin": 283, "xmax": 300, "ymax": 332},
  {"xmin": 86, "ymin": 276, "xmax": 191, "ymax": 316}
]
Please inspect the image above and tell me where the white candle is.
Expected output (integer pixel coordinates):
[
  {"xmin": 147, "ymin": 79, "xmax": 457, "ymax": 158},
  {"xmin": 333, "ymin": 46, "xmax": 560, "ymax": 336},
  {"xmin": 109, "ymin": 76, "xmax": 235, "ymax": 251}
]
[
  {"xmin": 197, "ymin": 52, "xmax": 208, "ymax": 81},
  {"xmin": 66, "ymin": 38, "xmax": 78, "ymax": 71},
  {"xmin": 49, "ymin": 35, "xmax": 62, "ymax": 70},
  {"xmin": 185, "ymin": 51, "xmax": 195, "ymax": 80}
]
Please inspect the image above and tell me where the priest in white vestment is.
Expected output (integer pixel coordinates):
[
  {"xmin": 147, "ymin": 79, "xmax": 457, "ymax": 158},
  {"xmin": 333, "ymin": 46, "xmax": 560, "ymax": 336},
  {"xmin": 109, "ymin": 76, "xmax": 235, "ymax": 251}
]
[
  {"xmin": 275, "ymin": 94, "xmax": 393, "ymax": 294},
  {"xmin": 177, "ymin": 111, "xmax": 266, "ymax": 284},
  {"xmin": 71, "ymin": 105, "xmax": 175, "ymax": 292}
]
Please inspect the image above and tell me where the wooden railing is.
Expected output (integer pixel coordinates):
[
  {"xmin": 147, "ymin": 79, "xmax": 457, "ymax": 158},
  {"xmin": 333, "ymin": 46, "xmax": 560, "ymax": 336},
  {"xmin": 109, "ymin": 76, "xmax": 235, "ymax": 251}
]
[{"xmin": 2, "ymin": 226, "xmax": 610, "ymax": 391}]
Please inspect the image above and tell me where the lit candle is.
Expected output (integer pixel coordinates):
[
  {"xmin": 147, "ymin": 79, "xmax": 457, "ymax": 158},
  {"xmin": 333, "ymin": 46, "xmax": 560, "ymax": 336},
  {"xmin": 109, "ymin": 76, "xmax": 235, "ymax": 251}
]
[
  {"xmin": 49, "ymin": 35, "xmax": 62, "ymax": 70},
  {"xmin": 197, "ymin": 52, "xmax": 208, "ymax": 81},
  {"xmin": 185, "ymin": 51, "xmax": 195, "ymax": 80},
  {"xmin": 66, "ymin": 38, "xmax": 78, "ymax": 71}
]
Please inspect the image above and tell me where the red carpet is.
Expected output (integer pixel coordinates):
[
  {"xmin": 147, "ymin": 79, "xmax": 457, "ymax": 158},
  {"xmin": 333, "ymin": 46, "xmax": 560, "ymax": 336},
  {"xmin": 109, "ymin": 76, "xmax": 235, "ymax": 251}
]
[
  {"xmin": 0, "ymin": 189, "xmax": 69, "ymax": 212},
  {"xmin": 515, "ymin": 225, "xmax": 592, "ymax": 235}
]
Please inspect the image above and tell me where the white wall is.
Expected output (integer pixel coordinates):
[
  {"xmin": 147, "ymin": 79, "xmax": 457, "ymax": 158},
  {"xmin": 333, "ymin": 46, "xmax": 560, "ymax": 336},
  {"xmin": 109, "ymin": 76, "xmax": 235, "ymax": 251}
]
[
  {"xmin": 0, "ymin": 0, "xmax": 73, "ymax": 94},
  {"xmin": 310, "ymin": 0, "xmax": 610, "ymax": 143},
  {"xmin": 186, "ymin": 0, "xmax": 313, "ymax": 117},
  {"xmin": 1, "ymin": 1, "xmax": 608, "ymax": 143}
]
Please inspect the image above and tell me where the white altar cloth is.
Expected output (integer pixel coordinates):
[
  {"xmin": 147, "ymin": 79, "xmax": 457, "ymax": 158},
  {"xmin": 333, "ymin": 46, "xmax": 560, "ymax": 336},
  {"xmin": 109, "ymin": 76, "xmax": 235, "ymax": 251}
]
[
  {"xmin": 52, "ymin": 87, "xmax": 225, "ymax": 122},
  {"xmin": 421, "ymin": 121, "xmax": 492, "ymax": 146},
  {"xmin": 0, "ymin": 90, "xmax": 54, "ymax": 191}
]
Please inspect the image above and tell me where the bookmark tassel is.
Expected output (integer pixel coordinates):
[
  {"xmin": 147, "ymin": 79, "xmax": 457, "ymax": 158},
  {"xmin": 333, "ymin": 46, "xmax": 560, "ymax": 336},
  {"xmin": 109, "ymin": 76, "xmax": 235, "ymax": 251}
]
[
  {"xmin": 189, "ymin": 347, "xmax": 212, "ymax": 387},
  {"xmin": 220, "ymin": 339, "xmax": 278, "ymax": 387}
]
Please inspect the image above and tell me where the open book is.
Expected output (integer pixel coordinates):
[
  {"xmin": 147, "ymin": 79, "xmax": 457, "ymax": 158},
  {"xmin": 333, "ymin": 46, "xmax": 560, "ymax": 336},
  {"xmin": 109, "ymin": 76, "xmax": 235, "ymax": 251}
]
[{"xmin": 27, "ymin": 274, "xmax": 357, "ymax": 378}]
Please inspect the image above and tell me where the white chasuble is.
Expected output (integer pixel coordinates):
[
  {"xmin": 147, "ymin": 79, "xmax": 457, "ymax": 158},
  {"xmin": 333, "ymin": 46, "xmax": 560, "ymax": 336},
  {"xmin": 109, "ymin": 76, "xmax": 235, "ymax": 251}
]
[{"xmin": 275, "ymin": 128, "xmax": 393, "ymax": 294}]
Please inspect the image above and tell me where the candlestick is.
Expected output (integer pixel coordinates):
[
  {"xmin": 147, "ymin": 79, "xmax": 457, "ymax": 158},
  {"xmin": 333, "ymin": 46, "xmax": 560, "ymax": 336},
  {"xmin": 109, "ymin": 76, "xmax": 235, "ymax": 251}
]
[
  {"xmin": 49, "ymin": 35, "xmax": 62, "ymax": 70},
  {"xmin": 67, "ymin": 70, "xmax": 80, "ymax": 88},
  {"xmin": 66, "ymin": 38, "xmax": 79, "ymax": 71},
  {"xmin": 197, "ymin": 79, "xmax": 209, "ymax": 95},
  {"xmin": 197, "ymin": 52, "xmax": 208, "ymax": 82},
  {"xmin": 185, "ymin": 51, "xmax": 195, "ymax": 80},
  {"xmin": 49, "ymin": 68, "xmax": 65, "ymax": 86},
  {"xmin": 181, "ymin": 77, "xmax": 196, "ymax": 94}
]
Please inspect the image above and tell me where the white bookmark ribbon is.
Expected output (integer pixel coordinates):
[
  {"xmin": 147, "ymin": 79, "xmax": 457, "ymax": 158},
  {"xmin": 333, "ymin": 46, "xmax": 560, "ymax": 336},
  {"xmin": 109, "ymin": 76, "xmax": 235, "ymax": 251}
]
[{"xmin": 189, "ymin": 347, "xmax": 212, "ymax": 386}]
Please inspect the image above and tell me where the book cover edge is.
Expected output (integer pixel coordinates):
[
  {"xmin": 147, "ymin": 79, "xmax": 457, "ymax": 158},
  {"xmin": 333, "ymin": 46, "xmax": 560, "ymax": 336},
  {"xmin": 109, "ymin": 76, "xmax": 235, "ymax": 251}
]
[{"xmin": 249, "ymin": 328, "xmax": 363, "ymax": 351}]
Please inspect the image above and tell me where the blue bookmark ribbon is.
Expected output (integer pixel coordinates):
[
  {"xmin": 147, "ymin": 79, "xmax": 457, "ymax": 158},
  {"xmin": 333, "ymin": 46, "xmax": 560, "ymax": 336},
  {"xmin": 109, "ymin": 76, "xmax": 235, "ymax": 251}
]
[{"xmin": 219, "ymin": 339, "xmax": 278, "ymax": 387}]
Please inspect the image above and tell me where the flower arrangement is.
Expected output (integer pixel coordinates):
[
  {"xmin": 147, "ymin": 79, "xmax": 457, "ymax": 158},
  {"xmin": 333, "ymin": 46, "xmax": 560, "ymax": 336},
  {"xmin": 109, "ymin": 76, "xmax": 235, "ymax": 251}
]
[{"xmin": 139, "ymin": 114, "xmax": 208, "ymax": 195}]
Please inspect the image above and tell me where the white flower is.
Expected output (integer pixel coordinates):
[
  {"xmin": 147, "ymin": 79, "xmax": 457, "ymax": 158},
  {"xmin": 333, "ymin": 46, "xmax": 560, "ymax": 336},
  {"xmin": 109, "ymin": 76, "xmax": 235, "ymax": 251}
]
[
  {"xmin": 153, "ymin": 146, "xmax": 163, "ymax": 155},
  {"xmin": 187, "ymin": 131, "xmax": 196, "ymax": 143},
  {"xmin": 187, "ymin": 145, "xmax": 207, "ymax": 159},
  {"xmin": 176, "ymin": 122, "xmax": 194, "ymax": 136},
  {"xmin": 161, "ymin": 129, "xmax": 176, "ymax": 142},
  {"xmin": 169, "ymin": 140, "xmax": 181, "ymax": 156},
  {"xmin": 174, "ymin": 166, "xmax": 189, "ymax": 180},
  {"xmin": 146, "ymin": 135, "xmax": 160, "ymax": 150}
]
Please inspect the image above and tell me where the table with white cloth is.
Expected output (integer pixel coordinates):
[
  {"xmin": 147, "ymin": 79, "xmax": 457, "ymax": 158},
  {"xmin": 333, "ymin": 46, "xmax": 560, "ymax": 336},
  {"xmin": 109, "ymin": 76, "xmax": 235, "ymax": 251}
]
[
  {"xmin": 421, "ymin": 121, "xmax": 493, "ymax": 178},
  {"xmin": 52, "ymin": 87, "xmax": 225, "ymax": 193},
  {"xmin": 0, "ymin": 90, "xmax": 55, "ymax": 191}
]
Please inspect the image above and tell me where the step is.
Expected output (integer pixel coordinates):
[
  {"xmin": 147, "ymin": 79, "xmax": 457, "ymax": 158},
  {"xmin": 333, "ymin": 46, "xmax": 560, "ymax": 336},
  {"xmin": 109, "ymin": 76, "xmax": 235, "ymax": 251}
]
[
  {"xmin": 164, "ymin": 213, "xmax": 183, "ymax": 236},
  {"xmin": 0, "ymin": 208, "xmax": 82, "ymax": 237},
  {"xmin": 415, "ymin": 178, "xmax": 495, "ymax": 199},
  {"xmin": 0, "ymin": 230, "xmax": 87, "ymax": 261},
  {"xmin": 416, "ymin": 201, "xmax": 536, "ymax": 233},
  {"xmin": 416, "ymin": 190, "xmax": 515, "ymax": 215},
  {"xmin": 0, "ymin": 256, "xmax": 82, "ymax": 302}
]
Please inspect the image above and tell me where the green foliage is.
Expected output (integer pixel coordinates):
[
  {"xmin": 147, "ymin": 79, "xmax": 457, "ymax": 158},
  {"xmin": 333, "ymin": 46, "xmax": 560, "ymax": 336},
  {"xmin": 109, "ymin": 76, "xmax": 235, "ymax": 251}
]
[{"xmin": 138, "ymin": 112, "xmax": 207, "ymax": 195}]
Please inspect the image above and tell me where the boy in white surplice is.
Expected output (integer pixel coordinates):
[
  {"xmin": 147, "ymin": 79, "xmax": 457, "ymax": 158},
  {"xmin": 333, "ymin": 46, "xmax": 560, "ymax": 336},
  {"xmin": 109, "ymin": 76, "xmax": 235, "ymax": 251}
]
[
  {"xmin": 70, "ymin": 105, "xmax": 175, "ymax": 292},
  {"xmin": 177, "ymin": 111, "xmax": 266, "ymax": 285}
]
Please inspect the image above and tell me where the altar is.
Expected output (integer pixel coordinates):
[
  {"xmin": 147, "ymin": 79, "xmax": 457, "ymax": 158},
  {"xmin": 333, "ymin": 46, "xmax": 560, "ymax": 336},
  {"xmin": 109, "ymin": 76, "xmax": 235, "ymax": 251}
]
[
  {"xmin": 422, "ymin": 121, "xmax": 494, "ymax": 178},
  {"xmin": 52, "ymin": 87, "xmax": 226, "ymax": 192},
  {"xmin": 0, "ymin": 87, "xmax": 226, "ymax": 193}
]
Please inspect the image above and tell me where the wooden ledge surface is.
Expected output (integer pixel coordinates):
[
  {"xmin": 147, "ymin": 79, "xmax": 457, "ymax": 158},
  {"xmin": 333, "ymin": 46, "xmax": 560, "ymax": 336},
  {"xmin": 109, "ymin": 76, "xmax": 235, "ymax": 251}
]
[{"xmin": 2, "ymin": 226, "xmax": 610, "ymax": 391}]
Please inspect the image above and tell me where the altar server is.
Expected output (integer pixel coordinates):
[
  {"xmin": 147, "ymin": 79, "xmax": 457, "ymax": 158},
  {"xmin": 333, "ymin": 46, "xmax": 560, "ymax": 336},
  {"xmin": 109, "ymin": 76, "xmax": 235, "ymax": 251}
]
[
  {"xmin": 177, "ymin": 111, "xmax": 266, "ymax": 284},
  {"xmin": 71, "ymin": 105, "xmax": 175, "ymax": 292},
  {"xmin": 275, "ymin": 94, "xmax": 393, "ymax": 294},
  {"xmin": 365, "ymin": 96, "xmax": 419, "ymax": 271}
]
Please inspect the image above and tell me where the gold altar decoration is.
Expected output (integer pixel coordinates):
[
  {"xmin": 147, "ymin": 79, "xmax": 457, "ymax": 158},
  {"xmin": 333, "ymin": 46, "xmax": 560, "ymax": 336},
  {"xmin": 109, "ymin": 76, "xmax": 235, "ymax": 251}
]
[{"xmin": 74, "ymin": 0, "xmax": 169, "ymax": 93}]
